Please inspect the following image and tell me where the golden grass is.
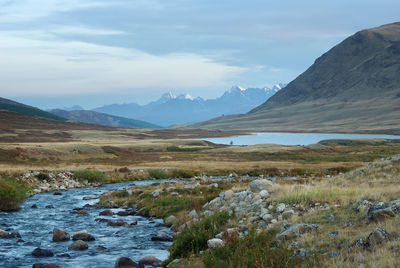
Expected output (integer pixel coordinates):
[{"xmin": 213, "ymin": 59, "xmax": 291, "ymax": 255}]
[{"xmin": 266, "ymin": 155, "xmax": 400, "ymax": 267}]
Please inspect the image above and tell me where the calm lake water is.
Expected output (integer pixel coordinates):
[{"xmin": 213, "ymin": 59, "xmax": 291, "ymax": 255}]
[{"xmin": 203, "ymin": 132, "xmax": 400, "ymax": 146}]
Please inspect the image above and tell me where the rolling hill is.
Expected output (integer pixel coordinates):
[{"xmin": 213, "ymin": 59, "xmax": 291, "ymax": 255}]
[
  {"xmin": 179, "ymin": 22, "xmax": 400, "ymax": 134},
  {"xmin": 0, "ymin": 97, "xmax": 66, "ymax": 121},
  {"xmin": 49, "ymin": 109, "xmax": 161, "ymax": 129}
]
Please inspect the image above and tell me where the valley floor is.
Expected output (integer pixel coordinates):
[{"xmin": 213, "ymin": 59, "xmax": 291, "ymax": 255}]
[{"xmin": 1, "ymin": 125, "xmax": 400, "ymax": 267}]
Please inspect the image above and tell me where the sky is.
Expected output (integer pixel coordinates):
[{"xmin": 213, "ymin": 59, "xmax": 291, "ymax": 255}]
[{"xmin": 0, "ymin": 0, "xmax": 399, "ymax": 109}]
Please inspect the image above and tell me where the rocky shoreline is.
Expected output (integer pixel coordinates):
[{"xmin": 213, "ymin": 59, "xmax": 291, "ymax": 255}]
[{"xmin": 19, "ymin": 170, "xmax": 102, "ymax": 195}]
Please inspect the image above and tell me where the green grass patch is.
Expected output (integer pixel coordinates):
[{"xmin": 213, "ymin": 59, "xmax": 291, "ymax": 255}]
[
  {"xmin": 202, "ymin": 229, "xmax": 304, "ymax": 268},
  {"xmin": 148, "ymin": 169, "xmax": 170, "ymax": 179},
  {"xmin": 73, "ymin": 169, "xmax": 108, "ymax": 183},
  {"xmin": 166, "ymin": 146, "xmax": 203, "ymax": 152},
  {"xmin": 276, "ymin": 187, "xmax": 359, "ymax": 206},
  {"xmin": 167, "ymin": 211, "xmax": 231, "ymax": 262},
  {"xmin": 102, "ymin": 146, "xmax": 120, "ymax": 156},
  {"xmin": 147, "ymin": 169, "xmax": 199, "ymax": 179},
  {"xmin": 0, "ymin": 176, "xmax": 28, "ymax": 211},
  {"xmin": 152, "ymin": 196, "xmax": 192, "ymax": 219}
]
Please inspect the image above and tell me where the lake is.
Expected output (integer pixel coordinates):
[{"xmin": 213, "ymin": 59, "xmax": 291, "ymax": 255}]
[{"xmin": 203, "ymin": 132, "xmax": 400, "ymax": 146}]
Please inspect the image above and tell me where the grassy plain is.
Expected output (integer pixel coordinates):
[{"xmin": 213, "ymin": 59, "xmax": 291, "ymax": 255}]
[
  {"xmin": 1, "ymin": 114, "xmax": 400, "ymax": 178},
  {"xmin": 2, "ymin": 113, "xmax": 400, "ymax": 267}
]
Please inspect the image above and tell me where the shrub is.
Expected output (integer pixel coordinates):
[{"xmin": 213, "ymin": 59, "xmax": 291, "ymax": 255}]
[
  {"xmin": 168, "ymin": 211, "xmax": 231, "ymax": 261},
  {"xmin": 148, "ymin": 169, "xmax": 169, "ymax": 179},
  {"xmin": 0, "ymin": 176, "xmax": 27, "ymax": 211},
  {"xmin": 118, "ymin": 167, "xmax": 130, "ymax": 173},
  {"xmin": 166, "ymin": 146, "xmax": 202, "ymax": 152},
  {"xmin": 264, "ymin": 167, "xmax": 280, "ymax": 176},
  {"xmin": 35, "ymin": 172, "xmax": 50, "ymax": 181},
  {"xmin": 152, "ymin": 196, "xmax": 192, "ymax": 219},
  {"xmin": 147, "ymin": 169, "xmax": 198, "ymax": 179},
  {"xmin": 202, "ymin": 229, "xmax": 301, "ymax": 268},
  {"xmin": 169, "ymin": 169, "xmax": 198, "ymax": 178},
  {"xmin": 73, "ymin": 169, "xmax": 107, "ymax": 183}
]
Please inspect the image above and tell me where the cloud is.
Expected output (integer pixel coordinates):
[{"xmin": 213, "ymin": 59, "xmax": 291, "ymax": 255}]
[
  {"xmin": 0, "ymin": 0, "xmax": 125, "ymax": 23},
  {"xmin": 50, "ymin": 26, "xmax": 124, "ymax": 36},
  {"xmin": 0, "ymin": 31, "xmax": 246, "ymax": 96}
]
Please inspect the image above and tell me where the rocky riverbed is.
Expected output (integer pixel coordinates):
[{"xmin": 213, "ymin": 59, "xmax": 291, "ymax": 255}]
[{"xmin": 0, "ymin": 179, "xmax": 173, "ymax": 268}]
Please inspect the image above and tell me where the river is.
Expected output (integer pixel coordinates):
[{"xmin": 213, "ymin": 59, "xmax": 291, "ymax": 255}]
[{"xmin": 0, "ymin": 180, "xmax": 173, "ymax": 268}]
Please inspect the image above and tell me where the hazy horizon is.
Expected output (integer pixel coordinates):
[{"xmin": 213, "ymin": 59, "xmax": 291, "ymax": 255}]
[{"xmin": 1, "ymin": 0, "xmax": 399, "ymax": 109}]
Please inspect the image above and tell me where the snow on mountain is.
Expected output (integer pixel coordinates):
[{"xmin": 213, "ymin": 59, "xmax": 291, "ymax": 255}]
[
  {"xmin": 177, "ymin": 93, "xmax": 194, "ymax": 100},
  {"xmin": 93, "ymin": 83, "xmax": 284, "ymax": 126}
]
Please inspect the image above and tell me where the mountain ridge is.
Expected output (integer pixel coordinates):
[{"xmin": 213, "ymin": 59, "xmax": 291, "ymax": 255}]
[
  {"xmin": 0, "ymin": 97, "xmax": 66, "ymax": 121},
  {"xmin": 49, "ymin": 109, "xmax": 161, "ymax": 129},
  {"xmin": 92, "ymin": 84, "xmax": 285, "ymax": 126},
  {"xmin": 178, "ymin": 22, "xmax": 400, "ymax": 134}
]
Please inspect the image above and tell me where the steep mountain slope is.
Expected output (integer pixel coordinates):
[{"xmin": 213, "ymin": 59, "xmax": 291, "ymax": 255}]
[
  {"xmin": 93, "ymin": 85, "xmax": 283, "ymax": 126},
  {"xmin": 49, "ymin": 109, "xmax": 161, "ymax": 129},
  {"xmin": 182, "ymin": 22, "xmax": 400, "ymax": 134},
  {"xmin": 0, "ymin": 97, "xmax": 66, "ymax": 121}
]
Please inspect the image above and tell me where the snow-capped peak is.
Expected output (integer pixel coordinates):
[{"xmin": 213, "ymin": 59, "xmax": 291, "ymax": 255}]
[
  {"xmin": 264, "ymin": 83, "xmax": 286, "ymax": 93},
  {"xmin": 272, "ymin": 83, "xmax": 287, "ymax": 91},
  {"xmin": 230, "ymin": 85, "xmax": 246, "ymax": 93},
  {"xmin": 161, "ymin": 91, "xmax": 176, "ymax": 100},
  {"xmin": 177, "ymin": 93, "xmax": 194, "ymax": 100}
]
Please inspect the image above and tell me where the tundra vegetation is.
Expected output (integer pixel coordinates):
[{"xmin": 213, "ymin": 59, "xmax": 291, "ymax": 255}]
[
  {"xmin": 97, "ymin": 155, "xmax": 400, "ymax": 267},
  {"xmin": 0, "ymin": 175, "xmax": 28, "ymax": 211},
  {"xmin": 1, "ymin": 121, "xmax": 400, "ymax": 266}
]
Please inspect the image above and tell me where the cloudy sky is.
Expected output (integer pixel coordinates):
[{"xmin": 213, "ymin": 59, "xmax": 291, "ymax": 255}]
[{"xmin": 1, "ymin": 0, "xmax": 399, "ymax": 109}]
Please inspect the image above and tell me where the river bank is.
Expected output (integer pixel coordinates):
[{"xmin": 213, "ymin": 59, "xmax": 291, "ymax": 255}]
[{"xmin": 97, "ymin": 155, "xmax": 400, "ymax": 267}]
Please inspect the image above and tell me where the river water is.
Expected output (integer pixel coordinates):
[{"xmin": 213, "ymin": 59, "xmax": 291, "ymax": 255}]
[
  {"xmin": 0, "ymin": 180, "xmax": 173, "ymax": 268},
  {"xmin": 203, "ymin": 132, "xmax": 400, "ymax": 146}
]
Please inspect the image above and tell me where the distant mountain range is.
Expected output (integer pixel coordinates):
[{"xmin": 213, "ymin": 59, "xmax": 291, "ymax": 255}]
[
  {"xmin": 93, "ymin": 84, "xmax": 285, "ymax": 126},
  {"xmin": 0, "ymin": 97, "xmax": 159, "ymax": 129},
  {"xmin": 180, "ymin": 22, "xmax": 400, "ymax": 134},
  {"xmin": 49, "ymin": 109, "xmax": 161, "ymax": 129},
  {"xmin": 0, "ymin": 97, "xmax": 66, "ymax": 121}
]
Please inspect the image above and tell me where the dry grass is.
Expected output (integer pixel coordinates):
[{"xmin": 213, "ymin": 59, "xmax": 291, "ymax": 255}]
[
  {"xmin": 2, "ymin": 133, "xmax": 399, "ymax": 178},
  {"xmin": 267, "ymin": 155, "xmax": 400, "ymax": 267}
]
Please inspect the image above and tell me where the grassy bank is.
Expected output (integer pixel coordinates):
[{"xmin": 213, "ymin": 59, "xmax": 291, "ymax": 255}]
[
  {"xmin": 98, "ymin": 180, "xmax": 248, "ymax": 220},
  {"xmin": 0, "ymin": 175, "xmax": 28, "ymax": 211}
]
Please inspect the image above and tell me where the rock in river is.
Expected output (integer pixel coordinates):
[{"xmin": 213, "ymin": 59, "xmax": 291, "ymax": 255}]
[
  {"xmin": 139, "ymin": 256, "xmax": 162, "ymax": 267},
  {"xmin": 32, "ymin": 248, "xmax": 54, "ymax": 257},
  {"xmin": 107, "ymin": 220, "xmax": 129, "ymax": 227},
  {"xmin": 32, "ymin": 264, "xmax": 61, "ymax": 268},
  {"xmin": 72, "ymin": 230, "xmax": 95, "ymax": 241},
  {"xmin": 165, "ymin": 215, "xmax": 177, "ymax": 227},
  {"xmin": 99, "ymin": 209, "xmax": 114, "ymax": 216},
  {"xmin": 117, "ymin": 211, "xmax": 129, "ymax": 216},
  {"xmin": 76, "ymin": 209, "xmax": 89, "ymax": 215},
  {"xmin": 115, "ymin": 257, "xmax": 138, "ymax": 268},
  {"xmin": 53, "ymin": 228, "xmax": 70, "ymax": 242},
  {"xmin": 151, "ymin": 232, "xmax": 173, "ymax": 242},
  {"xmin": 69, "ymin": 240, "xmax": 89, "ymax": 250},
  {"xmin": 0, "ymin": 229, "xmax": 10, "ymax": 238}
]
